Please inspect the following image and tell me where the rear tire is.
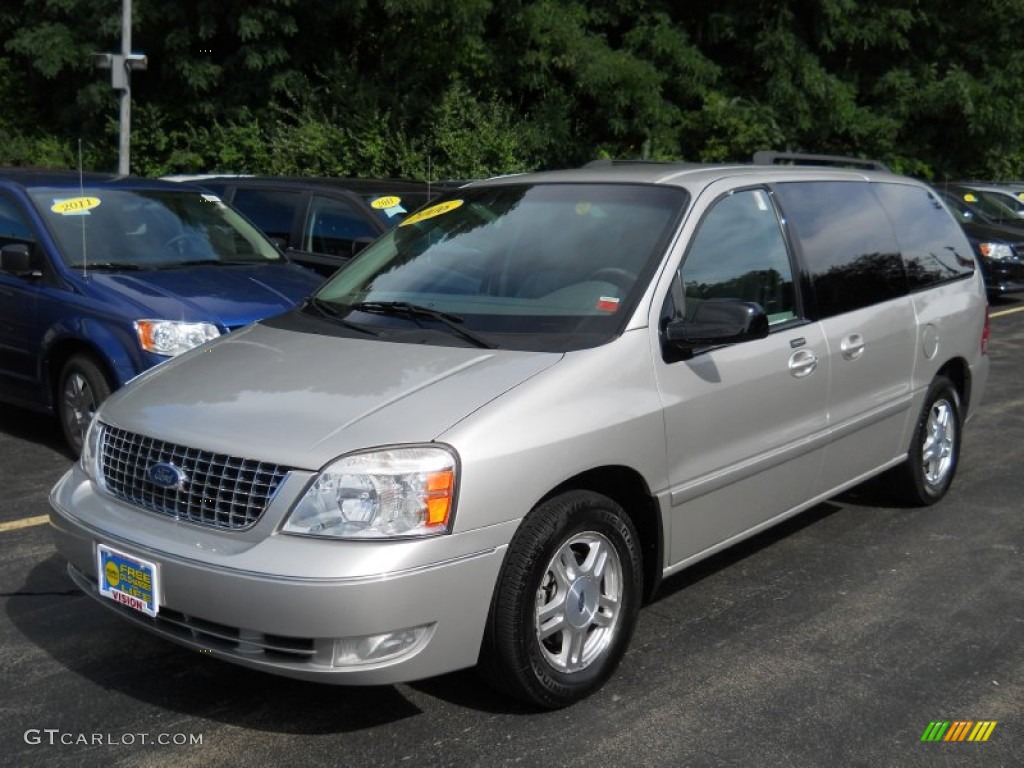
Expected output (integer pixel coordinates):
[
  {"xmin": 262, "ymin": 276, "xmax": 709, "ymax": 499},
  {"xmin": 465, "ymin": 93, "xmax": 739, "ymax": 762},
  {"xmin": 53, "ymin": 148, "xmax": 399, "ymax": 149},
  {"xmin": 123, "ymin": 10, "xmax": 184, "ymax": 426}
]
[
  {"xmin": 479, "ymin": 490, "xmax": 642, "ymax": 709},
  {"xmin": 890, "ymin": 376, "xmax": 961, "ymax": 506},
  {"xmin": 58, "ymin": 354, "xmax": 112, "ymax": 458}
]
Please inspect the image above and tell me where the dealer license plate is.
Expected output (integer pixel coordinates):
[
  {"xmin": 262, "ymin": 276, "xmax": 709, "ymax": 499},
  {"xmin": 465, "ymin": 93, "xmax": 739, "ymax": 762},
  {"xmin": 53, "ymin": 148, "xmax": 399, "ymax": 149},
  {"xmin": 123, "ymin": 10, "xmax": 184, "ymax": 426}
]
[{"xmin": 96, "ymin": 544, "xmax": 160, "ymax": 617}]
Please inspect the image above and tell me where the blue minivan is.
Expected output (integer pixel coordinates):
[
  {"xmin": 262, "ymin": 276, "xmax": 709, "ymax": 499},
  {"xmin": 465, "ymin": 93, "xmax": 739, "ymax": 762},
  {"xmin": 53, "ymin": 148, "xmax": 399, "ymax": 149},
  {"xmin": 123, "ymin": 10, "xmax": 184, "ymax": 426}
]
[{"xmin": 0, "ymin": 169, "xmax": 324, "ymax": 454}]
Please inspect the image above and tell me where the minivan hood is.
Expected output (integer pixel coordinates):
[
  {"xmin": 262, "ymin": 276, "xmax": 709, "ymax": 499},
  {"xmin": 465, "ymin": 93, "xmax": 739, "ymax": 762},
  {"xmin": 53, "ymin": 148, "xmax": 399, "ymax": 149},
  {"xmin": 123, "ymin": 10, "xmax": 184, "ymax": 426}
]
[
  {"xmin": 81, "ymin": 263, "xmax": 322, "ymax": 328},
  {"xmin": 101, "ymin": 322, "xmax": 561, "ymax": 468}
]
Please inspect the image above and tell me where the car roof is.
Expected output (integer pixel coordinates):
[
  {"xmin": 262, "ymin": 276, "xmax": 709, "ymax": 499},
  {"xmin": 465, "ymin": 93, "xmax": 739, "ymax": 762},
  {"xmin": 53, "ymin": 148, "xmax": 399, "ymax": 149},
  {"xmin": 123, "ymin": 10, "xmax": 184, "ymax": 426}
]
[
  {"xmin": 945, "ymin": 181, "xmax": 1013, "ymax": 191},
  {"xmin": 0, "ymin": 167, "xmax": 187, "ymax": 191},
  {"xmin": 178, "ymin": 175, "xmax": 452, "ymax": 196},
  {"xmin": 469, "ymin": 160, "xmax": 905, "ymax": 190},
  {"xmin": 939, "ymin": 182, "xmax": 1024, "ymax": 199}
]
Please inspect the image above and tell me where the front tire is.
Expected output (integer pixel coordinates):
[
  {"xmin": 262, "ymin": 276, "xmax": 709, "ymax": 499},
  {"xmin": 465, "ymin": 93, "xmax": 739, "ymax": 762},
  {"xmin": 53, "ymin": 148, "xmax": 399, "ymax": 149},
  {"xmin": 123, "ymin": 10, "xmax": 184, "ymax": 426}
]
[
  {"xmin": 479, "ymin": 490, "xmax": 643, "ymax": 709},
  {"xmin": 891, "ymin": 375, "xmax": 961, "ymax": 506},
  {"xmin": 58, "ymin": 354, "xmax": 112, "ymax": 457}
]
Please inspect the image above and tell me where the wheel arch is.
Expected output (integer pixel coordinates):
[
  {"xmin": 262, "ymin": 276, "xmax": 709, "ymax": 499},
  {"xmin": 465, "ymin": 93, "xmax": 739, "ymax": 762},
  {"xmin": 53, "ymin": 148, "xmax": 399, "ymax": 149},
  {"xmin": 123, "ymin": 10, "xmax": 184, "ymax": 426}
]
[
  {"xmin": 935, "ymin": 356, "xmax": 970, "ymax": 416},
  {"xmin": 538, "ymin": 465, "xmax": 664, "ymax": 603},
  {"xmin": 44, "ymin": 338, "xmax": 119, "ymax": 409}
]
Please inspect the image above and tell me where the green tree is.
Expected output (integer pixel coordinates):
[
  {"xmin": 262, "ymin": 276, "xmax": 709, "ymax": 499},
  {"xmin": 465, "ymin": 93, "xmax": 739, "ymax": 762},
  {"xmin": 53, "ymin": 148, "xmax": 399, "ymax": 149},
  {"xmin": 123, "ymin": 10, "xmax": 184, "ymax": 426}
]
[{"xmin": 5, "ymin": 0, "xmax": 1024, "ymax": 179}]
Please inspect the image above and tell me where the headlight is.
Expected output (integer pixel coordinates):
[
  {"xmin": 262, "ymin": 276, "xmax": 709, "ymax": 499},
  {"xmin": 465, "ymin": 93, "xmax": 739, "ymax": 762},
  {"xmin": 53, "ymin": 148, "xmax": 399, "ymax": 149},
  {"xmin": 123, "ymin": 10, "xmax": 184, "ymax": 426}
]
[
  {"xmin": 978, "ymin": 242, "xmax": 1014, "ymax": 261},
  {"xmin": 283, "ymin": 446, "xmax": 457, "ymax": 539},
  {"xmin": 134, "ymin": 319, "xmax": 220, "ymax": 356}
]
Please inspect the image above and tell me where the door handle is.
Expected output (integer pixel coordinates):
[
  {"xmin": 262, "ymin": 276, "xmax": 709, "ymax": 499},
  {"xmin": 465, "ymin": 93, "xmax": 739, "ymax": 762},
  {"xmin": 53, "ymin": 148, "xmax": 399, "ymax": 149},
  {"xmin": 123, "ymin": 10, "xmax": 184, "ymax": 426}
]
[
  {"xmin": 840, "ymin": 333, "xmax": 865, "ymax": 360},
  {"xmin": 788, "ymin": 349, "xmax": 818, "ymax": 378}
]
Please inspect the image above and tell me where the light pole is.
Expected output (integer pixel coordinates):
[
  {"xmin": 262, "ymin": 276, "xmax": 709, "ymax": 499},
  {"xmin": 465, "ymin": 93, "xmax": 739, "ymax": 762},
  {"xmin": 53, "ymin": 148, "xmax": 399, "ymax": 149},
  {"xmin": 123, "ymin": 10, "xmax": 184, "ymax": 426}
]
[{"xmin": 92, "ymin": 0, "xmax": 147, "ymax": 175}]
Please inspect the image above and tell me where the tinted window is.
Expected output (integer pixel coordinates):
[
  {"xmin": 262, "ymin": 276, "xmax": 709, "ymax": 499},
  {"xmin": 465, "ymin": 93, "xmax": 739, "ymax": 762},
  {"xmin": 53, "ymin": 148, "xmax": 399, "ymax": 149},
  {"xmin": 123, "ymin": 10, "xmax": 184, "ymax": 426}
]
[
  {"xmin": 677, "ymin": 188, "xmax": 798, "ymax": 326},
  {"xmin": 774, "ymin": 181, "xmax": 906, "ymax": 317},
  {"xmin": 231, "ymin": 188, "xmax": 302, "ymax": 245},
  {"xmin": 0, "ymin": 195, "xmax": 34, "ymax": 247},
  {"xmin": 872, "ymin": 183, "xmax": 976, "ymax": 289},
  {"xmin": 303, "ymin": 195, "xmax": 380, "ymax": 256}
]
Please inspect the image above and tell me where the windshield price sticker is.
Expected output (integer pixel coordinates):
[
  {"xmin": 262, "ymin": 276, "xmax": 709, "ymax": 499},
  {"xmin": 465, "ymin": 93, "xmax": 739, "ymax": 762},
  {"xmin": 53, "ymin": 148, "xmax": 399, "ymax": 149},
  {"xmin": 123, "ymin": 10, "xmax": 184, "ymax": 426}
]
[
  {"xmin": 371, "ymin": 195, "xmax": 402, "ymax": 210},
  {"xmin": 400, "ymin": 199, "xmax": 464, "ymax": 227},
  {"xmin": 371, "ymin": 195, "xmax": 407, "ymax": 218},
  {"xmin": 51, "ymin": 196, "xmax": 101, "ymax": 216},
  {"xmin": 97, "ymin": 544, "xmax": 160, "ymax": 617}
]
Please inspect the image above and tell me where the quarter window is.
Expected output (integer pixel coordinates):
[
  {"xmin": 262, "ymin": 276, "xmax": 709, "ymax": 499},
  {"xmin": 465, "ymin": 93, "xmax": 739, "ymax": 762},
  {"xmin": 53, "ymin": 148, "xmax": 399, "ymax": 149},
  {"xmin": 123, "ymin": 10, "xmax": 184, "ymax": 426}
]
[
  {"xmin": 230, "ymin": 188, "xmax": 302, "ymax": 246},
  {"xmin": 677, "ymin": 188, "xmax": 797, "ymax": 326},
  {"xmin": 872, "ymin": 183, "xmax": 976, "ymax": 289}
]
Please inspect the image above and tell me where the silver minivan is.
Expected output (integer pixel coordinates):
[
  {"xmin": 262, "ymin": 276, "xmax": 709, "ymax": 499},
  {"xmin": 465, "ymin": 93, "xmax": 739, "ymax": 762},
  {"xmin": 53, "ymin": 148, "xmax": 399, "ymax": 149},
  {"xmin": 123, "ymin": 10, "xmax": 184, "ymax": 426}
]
[{"xmin": 49, "ymin": 162, "xmax": 990, "ymax": 708}]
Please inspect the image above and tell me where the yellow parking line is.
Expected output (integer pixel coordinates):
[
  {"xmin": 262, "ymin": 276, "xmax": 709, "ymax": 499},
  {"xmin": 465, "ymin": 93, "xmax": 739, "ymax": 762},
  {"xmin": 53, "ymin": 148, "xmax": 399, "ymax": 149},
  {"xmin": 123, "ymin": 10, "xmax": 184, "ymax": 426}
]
[
  {"xmin": 991, "ymin": 305, "xmax": 1024, "ymax": 319},
  {"xmin": 0, "ymin": 515, "xmax": 50, "ymax": 533}
]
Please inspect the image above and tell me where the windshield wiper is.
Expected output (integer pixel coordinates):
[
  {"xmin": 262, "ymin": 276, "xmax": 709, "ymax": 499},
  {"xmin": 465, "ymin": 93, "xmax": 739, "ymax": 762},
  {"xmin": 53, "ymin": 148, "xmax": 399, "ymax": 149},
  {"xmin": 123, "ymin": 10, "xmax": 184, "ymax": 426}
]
[
  {"xmin": 303, "ymin": 298, "xmax": 379, "ymax": 337},
  {"xmin": 69, "ymin": 262, "xmax": 145, "ymax": 271},
  {"xmin": 351, "ymin": 301, "xmax": 496, "ymax": 349},
  {"xmin": 163, "ymin": 259, "xmax": 223, "ymax": 267}
]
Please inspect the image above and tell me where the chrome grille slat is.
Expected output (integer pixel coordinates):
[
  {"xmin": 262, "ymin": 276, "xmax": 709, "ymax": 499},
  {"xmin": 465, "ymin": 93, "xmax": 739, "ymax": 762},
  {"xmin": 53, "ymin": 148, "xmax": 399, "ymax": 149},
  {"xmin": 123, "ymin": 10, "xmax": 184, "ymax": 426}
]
[{"xmin": 99, "ymin": 424, "xmax": 290, "ymax": 530}]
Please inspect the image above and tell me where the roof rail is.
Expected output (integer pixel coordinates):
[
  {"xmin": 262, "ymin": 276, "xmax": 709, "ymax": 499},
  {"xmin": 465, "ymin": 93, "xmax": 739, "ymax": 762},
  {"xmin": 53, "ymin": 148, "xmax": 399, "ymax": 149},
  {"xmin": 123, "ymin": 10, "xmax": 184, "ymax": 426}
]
[
  {"xmin": 583, "ymin": 158, "xmax": 680, "ymax": 168},
  {"xmin": 752, "ymin": 151, "xmax": 889, "ymax": 172}
]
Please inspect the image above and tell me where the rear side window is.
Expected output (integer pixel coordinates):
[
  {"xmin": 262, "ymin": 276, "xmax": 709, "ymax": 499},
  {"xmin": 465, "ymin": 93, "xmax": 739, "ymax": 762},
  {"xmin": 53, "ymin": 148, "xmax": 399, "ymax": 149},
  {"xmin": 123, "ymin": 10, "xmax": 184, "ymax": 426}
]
[
  {"xmin": 871, "ymin": 183, "xmax": 976, "ymax": 289},
  {"xmin": 231, "ymin": 188, "xmax": 302, "ymax": 245},
  {"xmin": 303, "ymin": 194, "xmax": 380, "ymax": 256},
  {"xmin": 774, "ymin": 181, "xmax": 906, "ymax": 318}
]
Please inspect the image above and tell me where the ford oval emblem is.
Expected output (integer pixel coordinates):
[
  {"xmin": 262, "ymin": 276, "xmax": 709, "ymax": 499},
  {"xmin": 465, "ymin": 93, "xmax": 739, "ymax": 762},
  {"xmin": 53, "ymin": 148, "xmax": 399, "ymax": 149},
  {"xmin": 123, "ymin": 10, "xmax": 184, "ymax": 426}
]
[{"xmin": 147, "ymin": 462, "xmax": 184, "ymax": 489}]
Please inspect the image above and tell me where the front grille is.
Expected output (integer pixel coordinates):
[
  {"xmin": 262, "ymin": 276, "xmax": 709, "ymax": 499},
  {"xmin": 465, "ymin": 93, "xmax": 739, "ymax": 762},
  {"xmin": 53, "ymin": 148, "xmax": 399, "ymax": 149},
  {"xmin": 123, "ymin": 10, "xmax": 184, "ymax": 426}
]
[{"xmin": 99, "ymin": 424, "xmax": 291, "ymax": 530}]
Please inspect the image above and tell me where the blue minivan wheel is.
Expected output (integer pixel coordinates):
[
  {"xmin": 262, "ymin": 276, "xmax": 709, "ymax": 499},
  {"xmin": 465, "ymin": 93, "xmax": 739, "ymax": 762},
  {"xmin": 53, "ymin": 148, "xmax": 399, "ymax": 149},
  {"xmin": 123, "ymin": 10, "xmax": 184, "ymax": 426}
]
[{"xmin": 58, "ymin": 354, "xmax": 112, "ymax": 457}]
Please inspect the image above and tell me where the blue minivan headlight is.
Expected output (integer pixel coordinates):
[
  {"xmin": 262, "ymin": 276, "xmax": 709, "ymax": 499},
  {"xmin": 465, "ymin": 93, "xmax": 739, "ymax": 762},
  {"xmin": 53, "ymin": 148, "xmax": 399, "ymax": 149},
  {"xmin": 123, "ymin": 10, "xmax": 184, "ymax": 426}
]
[{"xmin": 135, "ymin": 320, "xmax": 220, "ymax": 356}]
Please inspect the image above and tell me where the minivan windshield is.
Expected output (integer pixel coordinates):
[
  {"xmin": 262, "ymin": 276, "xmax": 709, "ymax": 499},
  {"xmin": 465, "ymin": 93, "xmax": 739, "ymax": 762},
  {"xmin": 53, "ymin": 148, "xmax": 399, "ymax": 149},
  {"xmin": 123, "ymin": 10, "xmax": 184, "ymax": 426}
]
[
  {"xmin": 30, "ymin": 187, "xmax": 283, "ymax": 269},
  {"xmin": 309, "ymin": 183, "xmax": 687, "ymax": 351}
]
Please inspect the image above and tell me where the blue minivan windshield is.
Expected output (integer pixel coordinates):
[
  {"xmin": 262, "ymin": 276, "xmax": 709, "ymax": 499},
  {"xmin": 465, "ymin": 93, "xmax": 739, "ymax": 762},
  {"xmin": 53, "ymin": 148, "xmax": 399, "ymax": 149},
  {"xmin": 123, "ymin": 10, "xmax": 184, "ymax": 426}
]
[
  {"xmin": 307, "ymin": 183, "xmax": 687, "ymax": 351},
  {"xmin": 30, "ymin": 188, "xmax": 283, "ymax": 268}
]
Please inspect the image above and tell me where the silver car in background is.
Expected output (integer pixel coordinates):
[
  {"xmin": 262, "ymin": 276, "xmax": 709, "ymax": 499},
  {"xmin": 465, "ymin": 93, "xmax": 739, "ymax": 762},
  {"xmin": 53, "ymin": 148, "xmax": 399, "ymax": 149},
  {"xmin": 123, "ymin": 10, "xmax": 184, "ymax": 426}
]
[{"xmin": 49, "ymin": 161, "xmax": 989, "ymax": 708}]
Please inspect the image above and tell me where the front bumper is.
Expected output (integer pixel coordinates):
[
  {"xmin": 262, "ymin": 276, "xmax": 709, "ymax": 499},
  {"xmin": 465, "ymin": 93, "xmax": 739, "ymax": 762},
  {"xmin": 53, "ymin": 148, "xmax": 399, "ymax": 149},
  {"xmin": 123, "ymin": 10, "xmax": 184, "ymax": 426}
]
[{"xmin": 49, "ymin": 465, "xmax": 512, "ymax": 685}]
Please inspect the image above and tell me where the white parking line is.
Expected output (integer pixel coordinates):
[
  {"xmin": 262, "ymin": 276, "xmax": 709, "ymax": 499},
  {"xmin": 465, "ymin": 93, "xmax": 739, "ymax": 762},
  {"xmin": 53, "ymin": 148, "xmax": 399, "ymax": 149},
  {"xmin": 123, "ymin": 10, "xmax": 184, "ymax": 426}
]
[
  {"xmin": 991, "ymin": 305, "xmax": 1024, "ymax": 319},
  {"xmin": 0, "ymin": 515, "xmax": 50, "ymax": 533}
]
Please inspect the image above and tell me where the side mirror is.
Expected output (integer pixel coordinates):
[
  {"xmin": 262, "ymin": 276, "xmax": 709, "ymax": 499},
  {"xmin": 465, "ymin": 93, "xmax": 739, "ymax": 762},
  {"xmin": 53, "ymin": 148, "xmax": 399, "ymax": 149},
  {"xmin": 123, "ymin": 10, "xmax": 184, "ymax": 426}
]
[
  {"xmin": 0, "ymin": 243, "xmax": 40, "ymax": 277},
  {"xmin": 665, "ymin": 299, "xmax": 769, "ymax": 349}
]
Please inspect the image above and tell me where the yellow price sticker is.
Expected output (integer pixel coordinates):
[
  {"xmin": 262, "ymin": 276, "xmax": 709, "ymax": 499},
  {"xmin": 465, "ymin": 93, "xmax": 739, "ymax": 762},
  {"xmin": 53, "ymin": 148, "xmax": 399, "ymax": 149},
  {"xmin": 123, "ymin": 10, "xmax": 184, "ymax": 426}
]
[
  {"xmin": 963, "ymin": 193, "xmax": 977, "ymax": 202},
  {"xmin": 51, "ymin": 196, "xmax": 101, "ymax": 215},
  {"xmin": 400, "ymin": 199, "xmax": 464, "ymax": 227},
  {"xmin": 371, "ymin": 195, "xmax": 402, "ymax": 210}
]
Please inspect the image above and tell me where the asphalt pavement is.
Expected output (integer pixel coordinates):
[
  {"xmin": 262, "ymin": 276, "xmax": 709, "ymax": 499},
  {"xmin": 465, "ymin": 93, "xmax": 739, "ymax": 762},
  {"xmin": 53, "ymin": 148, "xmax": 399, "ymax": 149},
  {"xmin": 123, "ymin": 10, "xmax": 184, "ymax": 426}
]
[{"xmin": 2, "ymin": 301, "xmax": 1022, "ymax": 768}]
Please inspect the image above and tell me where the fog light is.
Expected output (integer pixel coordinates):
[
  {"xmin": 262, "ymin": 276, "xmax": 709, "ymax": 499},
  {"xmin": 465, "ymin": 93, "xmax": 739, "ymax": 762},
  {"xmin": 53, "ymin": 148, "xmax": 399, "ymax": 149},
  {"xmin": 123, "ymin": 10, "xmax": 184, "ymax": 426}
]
[{"xmin": 331, "ymin": 624, "xmax": 433, "ymax": 667}]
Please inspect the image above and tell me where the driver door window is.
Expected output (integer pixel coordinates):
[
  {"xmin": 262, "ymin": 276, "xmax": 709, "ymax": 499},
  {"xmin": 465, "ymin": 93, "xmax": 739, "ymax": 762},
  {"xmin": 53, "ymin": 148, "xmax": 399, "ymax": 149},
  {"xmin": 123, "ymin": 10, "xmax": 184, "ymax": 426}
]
[
  {"xmin": 678, "ymin": 188, "xmax": 797, "ymax": 326},
  {"xmin": 0, "ymin": 196, "xmax": 35, "ymax": 250}
]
